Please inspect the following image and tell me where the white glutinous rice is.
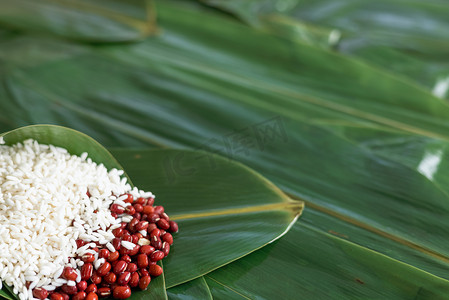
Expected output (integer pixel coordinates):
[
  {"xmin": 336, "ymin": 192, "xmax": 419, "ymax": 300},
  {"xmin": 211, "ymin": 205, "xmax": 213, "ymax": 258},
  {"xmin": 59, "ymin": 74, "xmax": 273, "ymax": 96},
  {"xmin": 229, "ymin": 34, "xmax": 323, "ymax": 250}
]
[{"xmin": 0, "ymin": 139, "xmax": 152, "ymax": 300}]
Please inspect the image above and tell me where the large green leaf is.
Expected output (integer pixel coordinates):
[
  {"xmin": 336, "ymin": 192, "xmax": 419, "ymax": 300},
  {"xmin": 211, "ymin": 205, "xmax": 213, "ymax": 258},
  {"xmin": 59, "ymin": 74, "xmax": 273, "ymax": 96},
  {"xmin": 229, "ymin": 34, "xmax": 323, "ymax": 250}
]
[
  {"xmin": 205, "ymin": 221, "xmax": 449, "ymax": 299},
  {"xmin": 166, "ymin": 277, "xmax": 212, "ymax": 300},
  {"xmin": 110, "ymin": 148, "xmax": 302, "ymax": 287},
  {"xmin": 1, "ymin": 0, "xmax": 449, "ymax": 298},
  {"xmin": 0, "ymin": 125, "xmax": 166, "ymax": 300},
  {"xmin": 201, "ymin": 0, "xmax": 449, "ymax": 98},
  {"xmin": 0, "ymin": 0, "xmax": 156, "ymax": 42}
]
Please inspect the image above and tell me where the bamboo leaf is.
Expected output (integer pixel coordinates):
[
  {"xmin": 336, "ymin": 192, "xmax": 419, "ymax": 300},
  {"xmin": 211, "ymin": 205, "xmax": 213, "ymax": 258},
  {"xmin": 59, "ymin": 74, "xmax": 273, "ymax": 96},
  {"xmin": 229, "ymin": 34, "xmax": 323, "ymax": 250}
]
[
  {"xmin": 109, "ymin": 148, "xmax": 303, "ymax": 287},
  {"xmin": 0, "ymin": 125, "xmax": 166, "ymax": 300},
  {"xmin": 201, "ymin": 0, "xmax": 449, "ymax": 98},
  {"xmin": 204, "ymin": 221, "xmax": 449, "ymax": 299},
  {"xmin": 0, "ymin": 0, "xmax": 156, "ymax": 42},
  {"xmin": 166, "ymin": 277, "xmax": 213, "ymax": 300}
]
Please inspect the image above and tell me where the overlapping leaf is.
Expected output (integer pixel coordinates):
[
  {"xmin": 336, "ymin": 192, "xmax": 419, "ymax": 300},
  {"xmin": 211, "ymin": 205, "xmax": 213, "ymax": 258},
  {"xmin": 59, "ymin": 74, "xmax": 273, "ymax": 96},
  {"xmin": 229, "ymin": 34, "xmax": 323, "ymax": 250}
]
[
  {"xmin": 0, "ymin": 0, "xmax": 156, "ymax": 42},
  {"xmin": 0, "ymin": 0, "xmax": 449, "ymax": 298}
]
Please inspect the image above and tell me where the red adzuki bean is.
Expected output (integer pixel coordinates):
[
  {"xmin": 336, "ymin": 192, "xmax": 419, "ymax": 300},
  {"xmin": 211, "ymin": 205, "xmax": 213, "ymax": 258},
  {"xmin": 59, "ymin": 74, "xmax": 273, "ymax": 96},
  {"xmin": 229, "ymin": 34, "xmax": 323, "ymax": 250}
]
[
  {"xmin": 97, "ymin": 287, "xmax": 111, "ymax": 298},
  {"xmin": 113, "ymin": 286, "xmax": 131, "ymax": 299},
  {"xmin": 110, "ymin": 204, "xmax": 125, "ymax": 214},
  {"xmin": 85, "ymin": 284, "xmax": 97, "ymax": 294},
  {"xmin": 86, "ymin": 292, "xmax": 98, "ymax": 300},
  {"xmin": 73, "ymin": 291, "xmax": 86, "ymax": 300},
  {"xmin": 150, "ymin": 251, "xmax": 164, "ymax": 262},
  {"xmin": 104, "ymin": 272, "xmax": 117, "ymax": 284},
  {"xmin": 128, "ymin": 272, "xmax": 139, "ymax": 288},
  {"xmin": 81, "ymin": 263, "xmax": 93, "ymax": 281},
  {"xmin": 77, "ymin": 281, "xmax": 88, "ymax": 291},
  {"xmin": 138, "ymin": 276, "xmax": 151, "ymax": 291},
  {"xmin": 99, "ymin": 249, "xmax": 110, "ymax": 259},
  {"xmin": 125, "ymin": 263, "xmax": 137, "ymax": 273},
  {"xmin": 139, "ymin": 245, "xmax": 155, "ymax": 255},
  {"xmin": 50, "ymin": 293, "xmax": 64, "ymax": 300},
  {"xmin": 97, "ymin": 262, "xmax": 112, "ymax": 277},
  {"xmin": 33, "ymin": 288, "xmax": 48, "ymax": 300},
  {"xmin": 108, "ymin": 251, "xmax": 120, "ymax": 262},
  {"xmin": 91, "ymin": 272, "xmax": 102, "ymax": 285},
  {"xmin": 61, "ymin": 284, "xmax": 77, "ymax": 295},
  {"xmin": 81, "ymin": 253, "xmax": 95, "ymax": 263},
  {"xmin": 117, "ymin": 272, "xmax": 131, "ymax": 286},
  {"xmin": 169, "ymin": 221, "xmax": 179, "ymax": 233},
  {"xmin": 136, "ymin": 254, "xmax": 148, "ymax": 268},
  {"xmin": 157, "ymin": 219, "xmax": 170, "ymax": 231},
  {"xmin": 162, "ymin": 242, "xmax": 170, "ymax": 256},
  {"xmin": 148, "ymin": 264, "xmax": 163, "ymax": 277},
  {"xmin": 62, "ymin": 267, "xmax": 78, "ymax": 281},
  {"xmin": 161, "ymin": 233, "xmax": 173, "ymax": 245},
  {"xmin": 113, "ymin": 260, "xmax": 127, "ymax": 274}
]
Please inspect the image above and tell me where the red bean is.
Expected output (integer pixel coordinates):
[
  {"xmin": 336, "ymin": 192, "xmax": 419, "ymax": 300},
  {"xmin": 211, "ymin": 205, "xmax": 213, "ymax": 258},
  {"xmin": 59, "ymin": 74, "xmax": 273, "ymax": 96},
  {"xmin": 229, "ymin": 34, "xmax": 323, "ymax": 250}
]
[
  {"xmin": 91, "ymin": 272, "xmax": 102, "ymax": 285},
  {"xmin": 113, "ymin": 286, "xmax": 131, "ymax": 299},
  {"xmin": 169, "ymin": 221, "xmax": 179, "ymax": 233},
  {"xmin": 126, "ymin": 263, "xmax": 137, "ymax": 273},
  {"xmin": 136, "ymin": 254, "xmax": 149, "ymax": 268},
  {"xmin": 76, "ymin": 239, "xmax": 87, "ymax": 248},
  {"xmin": 108, "ymin": 251, "xmax": 120, "ymax": 262},
  {"xmin": 140, "ymin": 245, "xmax": 155, "ymax": 255},
  {"xmin": 147, "ymin": 214, "xmax": 160, "ymax": 223},
  {"xmin": 62, "ymin": 266, "xmax": 78, "ymax": 281},
  {"xmin": 134, "ymin": 232, "xmax": 143, "ymax": 239},
  {"xmin": 125, "ymin": 206, "xmax": 135, "ymax": 215},
  {"xmin": 73, "ymin": 291, "xmax": 86, "ymax": 300},
  {"xmin": 112, "ymin": 238, "xmax": 121, "ymax": 251},
  {"xmin": 142, "ymin": 205, "xmax": 154, "ymax": 215},
  {"xmin": 149, "ymin": 229, "xmax": 161, "ymax": 239},
  {"xmin": 112, "ymin": 228, "xmax": 124, "ymax": 238},
  {"xmin": 124, "ymin": 194, "xmax": 134, "ymax": 204},
  {"xmin": 148, "ymin": 264, "xmax": 163, "ymax": 277},
  {"xmin": 154, "ymin": 206, "xmax": 164, "ymax": 215},
  {"xmin": 33, "ymin": 288, "xmax": 48, "ymax": 300},
  {"xmin": 132, "ymin": 213, "xmax": 141, "ymax": 220},
  {"xmin": 131, "ymin": 234, "xmax": 139, "ymax": 244},
  {"xmin": 129, "ymin": 272, "xmax": 140, "ymax": 288},
  {"xmin": 122, "ymin": 255, "xmax": 131, "ymax": 264},
  {"xmin": 104, "ymin": 272, "xmax": 117, "ymax": 284},
  {"xmin": 50, "ymin": 293, "xmax": 64, "ymax": 300},
  {"xmin": 160, "ymin": 213, "xmax": 170, "ymax": 221},
  {"xmin": 97, "ymin": 262, "xmax": 112, "ymax": 277},
  {"xmin": 147, "ymin": 197, "xmax": 155, "ymax": 206},
  {"xmin": 86, "ymin": 292, "xmax": 98, "ymax": 300},
  {"xmin": 139, "ymin": 276, "xmax": 151, "ymax": 291},
  {"xmin": 147, "ymin": 223, "xmax": 157, "ymax": 232},
  {"xmin": 77, "ymin": 281, "xmax": 88, "ymax": 291},
  {"xmin": 161, "ymin": 233, "xmax": 173, "ymax": 245},
  {"xmin": 135, "ymin": 221, "xmax": 148, "ymax": 232},
  {"xmin": 61, "ymin": 284, "xmax": 77, "ymax": 295},
  {"xmin": 157, "ymin": 219, "xmax": 170, "ymax": 230},
  {"xmin": 162, "ymin": 242, "xmax": 170, "ymax": 256},
  {"xmin": 110, "ymin": 204, "xmax": 125, "ymax": 214},
  {"xmin": 133, "ymin": 204, "xmax": 143, "ymax": 213},
  {"xmin": 81, "ymin": 253, "xmax": 95, "ymax": 263},
  {"xmin": 121, "ymin": 234, "xmax": 132, "ymax": 243},
  {"xmin": 99, "ymin": 249, "xmax": 110, "ymax": 259},
  {"xmin": 117, "ymin": 272, "xmax": 131, "ymax": 286},
  {"xmin": 136, "ymin": 197, "xmax": 147, "ymax": 205},
  {"xmin": 85, "ymin": 284, "xmax": 97, "ymax": 294},
  {"xmin": 113, "ymin": 260, "xmax": 127, "ymax": 274},
  {"xmin": 81, "ymin": 263, "xmax": 93, "ymax": 281},
  {"xmin": 151, "ymin": 236, "xmax": 162, "ymax": 249},
  {"xmin": 120, "ymin": 222, "xmax": 127, "ymax": 229},
  {"xmin": 150, "ymin": 250, "xmax": 164, "ymax": 262},
  {"xmin": 138, "ymin": 269, "xmax": 149, "ymax": 277},
  {"xmin": 128, "ymin": 244, "xmax": 140, "ymax": 256},
  {"xmin": 97, "ymin": 287, "xmax": 111, "ymax": 298},
  {"xmin": 60, "ymin": 293, "xmax": 69, "ymax": 300}
]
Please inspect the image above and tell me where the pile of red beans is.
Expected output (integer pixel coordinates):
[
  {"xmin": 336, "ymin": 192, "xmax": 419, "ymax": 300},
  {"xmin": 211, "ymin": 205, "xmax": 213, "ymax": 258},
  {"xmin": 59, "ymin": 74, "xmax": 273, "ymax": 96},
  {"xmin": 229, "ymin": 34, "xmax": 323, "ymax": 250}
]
[{"xmin": 31, "ymin": 194, "xmax": 178, "ymax": 300}]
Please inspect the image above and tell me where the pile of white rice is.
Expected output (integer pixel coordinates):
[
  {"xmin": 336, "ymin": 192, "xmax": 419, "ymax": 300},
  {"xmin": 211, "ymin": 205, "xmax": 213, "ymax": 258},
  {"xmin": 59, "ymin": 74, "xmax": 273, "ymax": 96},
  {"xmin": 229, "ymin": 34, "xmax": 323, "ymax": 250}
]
[{"xmin": 0, "ymin": 138, "xmax": 153, "ymax": 300}]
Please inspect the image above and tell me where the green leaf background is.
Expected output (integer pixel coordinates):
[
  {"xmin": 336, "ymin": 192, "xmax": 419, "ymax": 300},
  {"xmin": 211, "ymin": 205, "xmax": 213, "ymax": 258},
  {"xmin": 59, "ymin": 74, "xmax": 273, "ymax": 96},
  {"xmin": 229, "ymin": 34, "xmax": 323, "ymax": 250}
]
[{"xmin": 0, "ymin": 0, "xmax": 448, "ymax": 299}]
